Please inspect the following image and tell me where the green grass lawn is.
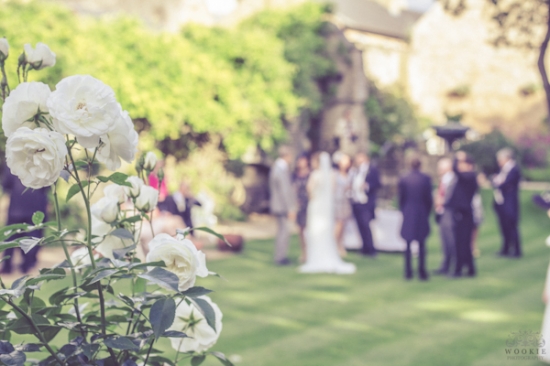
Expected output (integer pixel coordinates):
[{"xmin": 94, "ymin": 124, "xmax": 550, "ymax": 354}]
[
  {"xmin": 6, "ymin": 189, "xmax": 550, "ymax": 366},
  {"xmin": 197, "ymin": 190, "xmax": 550, "ymax": 366}
]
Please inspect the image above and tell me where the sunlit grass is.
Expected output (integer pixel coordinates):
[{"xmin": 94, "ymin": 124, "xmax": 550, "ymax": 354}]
[{"xmin": 6, "ymin": 189, "xmax": 550, "ymax": 365}]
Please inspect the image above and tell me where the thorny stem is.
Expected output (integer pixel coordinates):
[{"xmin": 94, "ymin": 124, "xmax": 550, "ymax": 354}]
[{"xmin": 53, "ymin": 183, "xmax": 85, "ymax": 338}]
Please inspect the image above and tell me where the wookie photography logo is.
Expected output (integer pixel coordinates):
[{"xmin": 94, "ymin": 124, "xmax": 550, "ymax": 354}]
[{"xmin": 505, "ymin": 330, "xmax": 546, "ymax": 361}]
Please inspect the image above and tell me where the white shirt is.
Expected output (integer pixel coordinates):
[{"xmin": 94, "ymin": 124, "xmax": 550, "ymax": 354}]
[
  {"xmin": 275, "ymin": 158, "xmax": 289, "ymax": 171},
  {"xmin": 493, "ymin": 160, "xmax": 515, "ymax": 204},
  {"xmin": 351, "ymin": 163, "xmax": 369, "ymax": 204}
]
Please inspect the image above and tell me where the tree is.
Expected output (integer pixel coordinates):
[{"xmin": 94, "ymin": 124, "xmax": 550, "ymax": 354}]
[{"xmin": 442, "ymin": 0, "xmax": 550, "ymax": 125}]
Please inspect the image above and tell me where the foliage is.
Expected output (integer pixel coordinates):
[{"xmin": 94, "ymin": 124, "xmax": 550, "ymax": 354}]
[
  {"xmin": 515, "ymin": 132, "xmax": 550, "ymax": 168},
  {"xmin": 241, "ymin": 2, "xmax": 339, "ymax": 140},
  {"xmin": 459, "ymin": 130, "xmax": 518, "ymax": 175},
  {"xmin": 365, "ymin": 82, "xmax": 417, "ymax": 147},
  {"xmin": 0, "ymin": 1, "xmax": 300, "ymax": 159}
]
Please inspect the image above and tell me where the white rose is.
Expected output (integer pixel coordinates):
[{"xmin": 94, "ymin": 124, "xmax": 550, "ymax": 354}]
[
  {"xmin": 125, "ymin": 176, "xmax": 144, "ymax": 198},
  {"xmin": 48, "ymin": 75, "xmax": 120, "ymax": 149},
  {"xmin": 91, "ymin": 197, "xmax": 119, "ymax": 223},
  {"xmin": 96, "ymin": 108, "xmax": 139, "ymax": 171},
  {"xmin": 24, "ymin": 42, "xmax": 56, "ymax": 70},
  {"xmin": 0, "ymin": 37, "xmax": 9, "ymax": 59},
  {"xmin": 1, "ymin": 82, "xmax": 51, "ymax": 137},
  {"xmin": 143, "ymin": 151, "xmax": 157, "ymax": 171},
  {"xmin": 135, "ymin": 185, "xmax": 158, "ymax": 212},
  {"xmin": 92, "ymin": 217, "xmax": 133, "ymax": 260},
  {"xmin": 103, "ymin": 184, "xmax": 128, "ymax": 204},
  {"xmin": 70, "ymin": 246, "xmax": 98, "ymax": 268},
  {"xmin": 6, "ymin": 127, "xmax": 67, "ymax": 189},
  {"xmin": 146, "ymin": 233, "xmax": 208, "ymax": 291},
  {"xmin": 546, "ymin": 235, "xmax": 550, "ymax": 248},
  {"xmin": 168, "ymin": 295, "xmax": 222, "ymax": 353}
]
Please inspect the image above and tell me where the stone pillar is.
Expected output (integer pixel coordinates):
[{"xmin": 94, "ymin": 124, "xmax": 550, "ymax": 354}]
[{"xmin": 318, "ymin": 24, "xmax": 369, "ymax": 156}]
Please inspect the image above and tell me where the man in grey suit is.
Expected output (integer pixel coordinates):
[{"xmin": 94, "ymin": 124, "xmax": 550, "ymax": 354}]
[
  {"xmin": 434, "ymin": 158, "xmax": 456, "ymax": 275},
  {"xmin": 269, "ymin": 146, "xmax": 296, "ymax": 265}
]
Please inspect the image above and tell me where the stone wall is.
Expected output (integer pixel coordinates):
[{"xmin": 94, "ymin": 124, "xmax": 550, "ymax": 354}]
[
  {"xmin": 318, "ymin": 24, "xmax": 370, "ymax": 156},
  {"xmin": 344, "ymin": 29, "xmax": 409, "ymax": 88}
]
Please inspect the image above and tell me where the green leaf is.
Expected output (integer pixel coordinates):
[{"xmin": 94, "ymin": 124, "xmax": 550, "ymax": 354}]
[
  {"xmin": 86, "ymin": 269, "xmax": 121, "ymax": 285},
  {"xmin": 0, "ymin": 242, "xmax": 20, "ymax": 253},
  {"xmin": 104, "ymin": 336, "xmax": 139, "ymax": 351},
  {"xmin": 191, "ymin": 355, "xmax": 206, "ymax": 366},
  {"xmin": 120, "ymin": 215, "xmax": 143, "ymax": 225},
  {"xmin": 66, "ymin": 181, "xmax": 90, "ymax": 202},
  {"xmin": 0, "ymin": 350, "xmax": 25, "ymax": 366},
  {"xmin": 31, "ymin": 211, "xmax": 45, "ymax": 226},
  {"xmin": 129, "ymin": 261, "xmax": 165, "ymax": 270},
  {"xmin": 180, "ymin": 286, "xmax": 213, "ymax": 298},
  {"xmin": 149, "ymin": 298, "xmax": 176, "ymax": 340},
  {"xmin": 210, "ymin": 352, "xmax": 234, "ymax": 366},
  {"xmin": 193, "ymin": 227, "xmax": 231, "ymax": 246},
  {"xmin": 16, "ymin": 344, "xmax": 41, "ymax": 353},
  {"xmin": 9, "ymin": 314, "xmax": 50, "ymax": 334},
  {"xmin": 138, "ymin": 267, "xmax": 179, "ymax": 292},
  {"xmin": 108, "ymin": 172, "xmax": 131, "ymax": 187},
  {"xmin": 26, "ymin": 268, "xmax": 66, "ymax": 286},
  {"xmin": 0, "ymin": 341, "xmax": 14, "ymax": 354},
  {"xmin": 191, "ymin": 297, "xmax": 217, "ymax": 332},
  {"xmin": 147, "ymin": 356, "xmax": 176, "ymax": 366},
  {"xmin": 111, "ymin": 228, "xmax": 134, "ymax": 240},
  {"xmin": 210, "ymin": 352, "xmax": 233, "ymax": 366},
  {"xmin": 162, "ymin": 330, "xmax": 187, "ymax": 338}
]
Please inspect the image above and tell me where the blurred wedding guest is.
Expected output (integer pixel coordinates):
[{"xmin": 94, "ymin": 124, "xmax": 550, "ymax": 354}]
[
  {"xmin": 334, "ymin": 153, "xmax": 352, "ymax": 257},
  {"xmin": 471, "ymin": 193, "xmax": 484, "ymax": 257},
  {"xmin": 447, "ymin": 152, "xmax": 479, "ymax": 278},
  {"xmin": 434, "ymin": 158, "xmax": 455, "ymax": 275},
  {"xmin": 1, "ymin": 170, "xmax": 48, "ymax": 274},
  {"xmin": 162, "ymin": 182, "xmax": 202, "ymax": 236},
  {"xmin": 398, "ymin": 157, "xmax": 433, "ymax": 281},
  {"xmin": 269, "ymin": 146, "xmax": 296, "ymax": 266},
  {"xmin": 149, "ymin": 160, "xmax": 168, "ymax": 205},
  {"xmin": 350, "ymin": 152, "xmax": 381, "ymax": 257},
  {"xmin": 493, "ymin": 148, "xmax": 522, "ymax": 258},
  {"xmin": 293, "ymin": 154, "xmax": 310, "ymax": 264}
]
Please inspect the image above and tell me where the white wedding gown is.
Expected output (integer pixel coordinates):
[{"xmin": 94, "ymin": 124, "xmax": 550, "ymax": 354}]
[{"xmin": 299, "ymin": 152, "xmax": 356, "ymax": 275}]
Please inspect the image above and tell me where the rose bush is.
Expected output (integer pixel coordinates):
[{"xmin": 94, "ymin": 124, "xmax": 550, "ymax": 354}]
[{"xmin": 0, "ymin": 40, "xmax": 233, "ymax": 366}]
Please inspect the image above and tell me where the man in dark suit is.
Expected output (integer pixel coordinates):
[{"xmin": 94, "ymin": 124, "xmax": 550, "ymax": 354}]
[
  {"xmin": 161, "ymin": 181, "xmax": 202, "ymax": 236},
  {"xmin": 445, "ymin": 152, "xmax": 479, "ymax": 277},
  {"xmin": 398, "ymin": 157, "xmax": 433, "ymax": 280},
  {"xmin": 350, "ymin": 152, "xmax": 381, "ymax": 257},
  {"xmin": 493, "ymin": 148, "xmax": 522, "ymax": 258},
  {"xmin": 1, "ymin": 170, "xmax": 49, "ymax": 274}
]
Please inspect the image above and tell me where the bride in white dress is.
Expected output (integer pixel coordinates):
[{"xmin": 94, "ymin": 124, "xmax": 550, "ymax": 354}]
[{"xmin": 299, "ymin": 152, "xmax": 356, "ymax": 274}]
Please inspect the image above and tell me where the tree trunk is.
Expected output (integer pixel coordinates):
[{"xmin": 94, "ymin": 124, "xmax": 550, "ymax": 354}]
[{"xmin": 538, "ymin": 1, "xmax": 550, "ymax": 127}]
